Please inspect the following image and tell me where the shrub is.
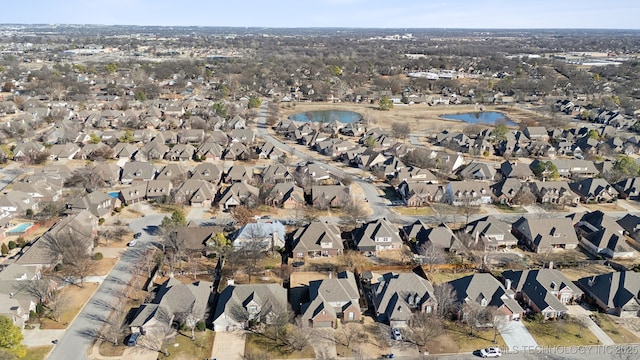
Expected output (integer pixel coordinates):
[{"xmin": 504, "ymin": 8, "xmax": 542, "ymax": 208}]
[
  {"xmin": 36, "ymin": 303, "xmax": 44, "ymax": 315},
  {"xmin": 16, "ymin": 238, "xmax": 27, "ymax": 248},
  {"xmin": 92, "ymin": 252, "xmax": 104, "ymax": 260},
  {"xmin": 196, "ymin": 321, "xmax": 206, "ymax": 331},
  {"xmin": 98, "ymin": 218, "xmax": 105, "ymax": 225},
  {"xmin": 7, "ymin": 241, "xmax": 16, "ymax": 250}
]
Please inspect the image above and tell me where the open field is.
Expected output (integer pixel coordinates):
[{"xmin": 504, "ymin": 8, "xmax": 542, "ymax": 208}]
[
  {"xmin": 593, "ymin": 314, "xmax": 640, "ymax": 344},
  {"xmin": 440, "ymin": 320, "xmax": 506, "ymax": 353},
  {"xmin": 279, "ymin": 102, "xmax": 547, "ymax": 135}
]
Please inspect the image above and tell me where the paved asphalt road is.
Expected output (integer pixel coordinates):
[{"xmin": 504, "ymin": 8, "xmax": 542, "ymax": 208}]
[{"xmin": 47, "ymin": 213, "xmax": 166, "ymax": 360}]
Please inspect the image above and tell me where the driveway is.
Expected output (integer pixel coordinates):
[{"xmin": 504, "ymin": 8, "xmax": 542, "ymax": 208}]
[
  {"xmin": 211, "ymin": 331, "xmax": 246, "ymax": 360},
  {"xmin": 498, "ymin": 320, "xmax": 538, "ymax": 351},
  {"xmin": 566, "ymin": 305, "xmax": 614, "ymax": 345},
  {"xmin": 22, "ymin": 328, "xmax": 66, "ymax": 347}
]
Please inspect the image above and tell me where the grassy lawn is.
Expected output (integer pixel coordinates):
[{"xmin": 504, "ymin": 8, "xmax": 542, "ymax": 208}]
[
  {"xmin": 23, "ymin": 346, "xmax": 53, "ymax": 360},
  {"xmin": 523, "ymin": 318, "xmax": 600, "ymax": 346},
  {"xmin": 392, "ymin": 207, "xmax": 434, "ymax": 216},
  {"xmin": 592, "ymin": 313, "xmax": 640, "ymax": 344},
  {"xmin": 581, "ymin": 203, "xmax": 625, "ymax": 212},
  {"xmin": 245, "ymin": 330, "xmax": 315, "ymax": 359},
  {"xmin": 40, "ymin": 282, "xmax": 99, "ymax": 329},
  {"xmin": 442, "ymin": 321, "xmax": 505, "ymax": 352},
  {"xmin": 158, "ymin": 330, "xmax": 215, "ymax": 360}
]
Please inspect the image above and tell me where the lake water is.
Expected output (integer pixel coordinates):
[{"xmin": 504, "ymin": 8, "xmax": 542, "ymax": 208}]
[
  {"xmin": 440, "ymin": 112, "xmax": 516, "ymax": 126},
  {"xmin": 289, "ymin": 110, "xmax": 362, "ymax": 124}
]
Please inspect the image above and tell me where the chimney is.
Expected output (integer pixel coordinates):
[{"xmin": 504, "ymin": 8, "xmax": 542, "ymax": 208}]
[
  {"xmin": 548, "ymin": 261, "xmax": 554, "ymax": 270},
  {"xmin": 505, "ymin": 279, "xmax": 512, "ymax": 291},
  {"xmin": 329, "ymin": 272, "xmax": 332, "ymax": 279}
]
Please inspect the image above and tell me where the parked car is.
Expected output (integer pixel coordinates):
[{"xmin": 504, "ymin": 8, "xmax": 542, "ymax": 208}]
[
  {"xmin": 479, "ymin": 347, "xmax": 502, "ymax": 358},
  {"xmin": 133, "ymin": 232, "xmax": 142, "ymax": 239},
  {"xmin": 126, "ymin": 332, "xmax": 141, "ymax": 346},
  {"xmin": 391, "ymin": 327, "xmax": 402, "ymax": 340},
  {"xmin": 128, "ymin": 239, "xmax": 138, "ymax": 247}
]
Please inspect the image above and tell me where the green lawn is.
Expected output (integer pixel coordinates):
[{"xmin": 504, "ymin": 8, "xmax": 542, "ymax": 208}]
[
  {"xmin": 23, "ymin": 346, "xmax": 53, "ymax": 360},
  {"xmin": 523, "ymin": 318, "xmax": 600, "ymax": 346},
  {"xmin": 158, "ymin": 330, "xmax": 215, "ymax": 360}
]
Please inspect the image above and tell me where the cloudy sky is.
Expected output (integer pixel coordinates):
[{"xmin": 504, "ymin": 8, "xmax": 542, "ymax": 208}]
[{"xmin": 2, "ymin": 0, "xmax": 638, "ymax": 29}]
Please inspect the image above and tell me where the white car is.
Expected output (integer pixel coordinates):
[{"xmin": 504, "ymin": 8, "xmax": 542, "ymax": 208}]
[
  {"xmin": 391, "ymin": 328, "xmax": 402, "ymax": 340},
  {"xmin": 128, "ymin": 239, "xmax": 138, "ymax": 247},
  {"xmin": 480, "ymin": 347, "xmax": 502, "ymax": 358}
]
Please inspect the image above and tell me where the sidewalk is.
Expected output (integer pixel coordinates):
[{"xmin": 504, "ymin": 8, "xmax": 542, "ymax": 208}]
[{"xmin": 567, "ymin": 305, "xmax": 614, "ymax": 345}]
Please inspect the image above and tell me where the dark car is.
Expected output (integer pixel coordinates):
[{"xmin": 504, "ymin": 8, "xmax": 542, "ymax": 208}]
[
  {"xmin": 126, "ymin": 332, "xmax": 141, "ymax": 346},
  {"xmin": 133, "ymin": 232, "xmax": 142, "ymax": 239}
]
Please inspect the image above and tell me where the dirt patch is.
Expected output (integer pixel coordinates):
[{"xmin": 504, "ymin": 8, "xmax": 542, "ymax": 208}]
[
  {"xmin": 289, "ymin": 271, "xmax": 331, "ymax": 287},
  {"xmin": 92, "ymin": 257, "xmax": 118, "ymax": 276},
  {"xmin": 98, "ymin": 341, "xmax": 126, "ymax": 357},
  {"xmin": 556, "ymin": 265, "xmax": 614, "ymax": 281}
]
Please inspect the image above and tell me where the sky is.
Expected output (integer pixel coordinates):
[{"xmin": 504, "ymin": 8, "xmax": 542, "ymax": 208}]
[{"xmin": 2, "ymin": 0, "xmax": 639, "ymax": 29}]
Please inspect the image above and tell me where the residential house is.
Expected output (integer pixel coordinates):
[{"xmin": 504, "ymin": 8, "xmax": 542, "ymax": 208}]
[
  {"xmin": 371, "ymin": 272, "xmax": 437, "ymax": 327},
  {"xmin": 119, "ymin": 183, "xmax": 147, "ymax": 205},
  {"xmin": 311, "ymin": 185, "xmax": 350, "ymax": 208},
  {"xmin": 463, "ymin": 216, "xmax": 518, "ymax": 250},
  {"xmin": 112, "ymin": 143, "xmax": 138, "ymax": 160},
  {"xmin": 512, "ymin": 217, "xmax": 579, "ymax": 253},
  {"xmin": 0, "ymin": 264, "xmax": 41, "ymax": 328},
  {"xmin": 403, "ymin": 221, "xmax": 465, "ymax": 253},
  {"xmin": 491, "ymin": 178, "xmax": 527, "ymax": 205},
  {"xmin": 569, "ymin": 178, "xmax": 618, "ymax": 203},
  {"xmin": 13, "ymin": 142, "xmax": 45, "ymax": 162},
  {"xmin": 530, "ymin": 181, "xmax": 580, "ymax": 206},
  {"xmin": 212, "ymin": 283, "xmax": 287, "ymax": 331},
  {"xmin": 398, "ymin": 182, "xmax": 443, "ymax": 207},
  {"xmin": 217, "ymin": 182, "xmax": 259, "ymax": 210},
  {"xmin": 291, "ymin": 221, "xmax": 344, "ymax": 259},
  {"xmin": 230, "ymin": 129, "xmax": 255, "ymax": 144},
  {"xmin": 196, "ymin": 141, "xmax": 224, "ymax": 161},
  {"xmin": 573, "ymin": 211, "xmax": 634, "ymax": 259},
  {"xmin": 165, "ymin": 144, "xmax": 197, "ymax": 161},
  {"xmin": 174, "ymin": 225, "xmax": 223, "ymax": 255},
  {"xmin": 130, "ymin": 278, "xmax": 213, "ymax": 335},
  {"xmin": 257, "ymin": 142, "xmax": 284, "ymax": 160},
  {"xmin": 300, "ymin": 271, "xmax": 362, "ymax": 328},
  {"xmin": 444, "ymin": 181, "xmax": 493, "ymax": 206},
  {"xmin": 449, "ymin": 273, "xmax": 524, "ymax": 321},
  {"xmin": 145, "ymin": 180, "xmax": 173, "ymax": 202},
  {"xmin": 155, "ymin": 164, "xmax": 188, "ymax": 183},
  {"xmin": 502, "ymin": 269, "xmax": 583, "ymax": 319},
  {"xmin": 67, "ymin": 191, "xmax": 116, "ymax": 218},
  {"xmin": 91, "ymin": 163, "xmax": 122, "ymax": 186},
  {"xmin": 121, "ymin": 162, "xmax": 156, "ymax": 184},
  {"xmin": 261, "ymin": 164, "xmax": 294, "ymax": 185},
  {"xmin": 233, "ymin": 221, "xmax": 286, "ymax": 251},
  {"xmin": 577, "ymin": 271, "xmax": 640, "ymax": 317},
  {"xmin": 615, "ymin": 177, "xmax": 640, "ymax": 200},
  {"xmin": 224, "ymin": 166, "xmax": 254, "ymax": 184},
  {"xmin": 395, "ymin": 167, "xmax": 438, "ymax": 184},
  {"xmin": 190, "ymin": 163, "xmax": 223, "ymax": 185},
  {"xmin": 353, "ymin": 218, "xmax": 403, "ymax": 254},
  {"xmin": 174, "ymin": 180, "xmax": 216, "ymax": 207},
  {"xmin": 48, "ymin": 143, "xmax": 80, "ymax": 161},
  {"xmin": 523, "ymin": 126, "xmax": 549, "ymax": 141},
  {"xmin": 457, "ymin": 161, "xmax": 498, "ymax": 181},
  {"xmin": 265, "ymin": 183, "xmax": 305, "ymax": 209},
  {"xmin": 499, "ymin": 160, "xmax": 534, "ymax": 181}
]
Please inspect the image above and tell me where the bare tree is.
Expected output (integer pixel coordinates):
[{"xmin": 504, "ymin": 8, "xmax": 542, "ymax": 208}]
[
  {"xmin": 488, "ymin": 306, "xmax": 508, "ymax": 343},
  {"xmin": 231, "ymin": 205, "xmax": 256, "ymax": 227},
  {"xmin": 15, "ymin": 277, "xmax": 53, "ymax": 305},
  {"xmin": 334, "ymin": 323, "xmax": 366, "ymax": 348},
  {"xmin": 46, "ymin": 289, "xmax": 69, "ymax": 323},
  {"xmin": 64, "ymin": 168, "xmax": 106, "ymax": 192},
  {"xmin": 403, "ymin": 312, "xmax": 441, "ymax": 348},
  {"xmin": 420, "ymin": 242, "xmax": 445, "ymax": 273},
  {"xmin": 391, "ymin": 122, "xmax": 411, "ymax": 143},
  {"xmin": 511, "ymin": 185, "xmax": 536, "ymax": 206},
  {"xmin": 462, "ymin": 302, "xmax": 491, "ymax": 337},
  {"xmin": 137, "ymin": 307, "xmax": 176, "ymax": 356},
  {"xmin": 236, "ymin": 225, "xmax": 267, "ymax": 284},
  {"xmin": 433, "ymin": 283, "xmax": 458, "ymax": 320},
  {"xmin": 339, "ymin": 197, "xmax": 368, "ymax": 231},
  {"xmin": 285, "ymin": 319, "xmax": 312, "ymax": 352},
  {"xmin": 41, "ymin": 229, "xmax": 95, "ymax": 287}
]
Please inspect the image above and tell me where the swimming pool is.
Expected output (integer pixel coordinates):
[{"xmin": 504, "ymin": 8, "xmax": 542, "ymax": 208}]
[{"xmin": 7, "ymin": 222, "xmax": 33, "ymax": 234}]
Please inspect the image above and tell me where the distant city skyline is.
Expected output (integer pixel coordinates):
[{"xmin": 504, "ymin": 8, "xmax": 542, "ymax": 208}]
[{"xmin": 3, "ymin": 0, "xmax": 639, "ymax": 30}]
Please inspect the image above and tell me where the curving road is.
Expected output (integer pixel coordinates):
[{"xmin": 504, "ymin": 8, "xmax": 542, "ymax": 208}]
[{"xmin": 47, "ymin": 213, "xmax": 166, "ymax": 360}]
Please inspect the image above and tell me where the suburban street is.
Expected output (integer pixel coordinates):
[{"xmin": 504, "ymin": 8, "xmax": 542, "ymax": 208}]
[{"xmin": 47, "ymin": 212, "xmax": 166, "ymax": 360}]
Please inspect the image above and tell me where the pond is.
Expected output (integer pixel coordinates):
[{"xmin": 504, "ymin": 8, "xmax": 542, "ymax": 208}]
[
  {"xmin": 440, "ymin": 111, "xmax": 516, "ymax": 126},
  {"xmin": 288, "ymin": 110, "xmax": 363, "ymax": 124}
]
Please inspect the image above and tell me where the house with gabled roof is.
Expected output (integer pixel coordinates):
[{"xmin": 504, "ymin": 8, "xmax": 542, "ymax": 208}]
[
  {"xmin": 499, "ymin": 160, "xmax": 534, "ymax": 181},
  {"xmin": 13, "ymin": 142, "xmax": 45, "ymax": 162},
  {"xmin": 48, "ymin": 143, "xmax": 80, "ymax": 161},
  {"xmin": 444, "ymin": 181, "xmax": 493, "ymax": 206},
  {"xmin": 463, "ymin": 216, "xmax": 517, "ymax": 250},
  {"xmin": 213, "ymin": 283, "xmax": 287, "ymax": 332},
  {"xmin": 190, "ymin": 163, "xmax": 223, "ymax": 184},
  {"xmin": 67, "ymin": 191, "xmax": 116, "ymax": 219},
  {"xmin": 217, "ymin": 182, "xmax": 259, "ymax": 210},
  {"xmin": 291, "ymin": 221, "xmax": 344, "ymax": 259},
  {"xmin": 502, "ymin": 269, "xmax": 583, "ymax": 319},
  {"xmin": 121, "ymin": 161, "xmax": 156, "ymax": 184},
  {"xmin": 156, "ymin": 163, "xmax": 188, "ymax": 183},
  {"xmin": 404, "ymin": 221, "xmax": 465, "ymax": 253},
  {"xmin": 569, "ymin": 178, "xmax": 618, "ymax": 203},
  {"xmin": 491, "ymin": 178, "xmax": 527, "ymax": 205},
  {"xmin": 371, "ymin": 272, "xmax": 437, "ymax": 327},
  {"xmin": 512, "ymin": 216, "xmax": 579, "ymax": 253},
  {"xmin": 615, "ymin": 177, "xmax": 640, "ymax": 200},
  {"xmin": 311, "ymin": 185, "xmax": 350, "ymax": 208},
  {"xmin": 224, "ymin": 165, "xmax": 254, "ymax": 184},
  {"xmin": 130, "ymin": 278, "xmax": 213, "ymax": 335},
  {"xmin": 353, "ymin": 218, "xmax": 403, "ymax": 254},
  {"xmin": 196, "ymin": 141, "xmax": 224, "ymax": 161},
  {"xmin": 395, "ymin": 166, "xmax": 438, "ymax": 184},
  {"xmin": 174, "ymin": 180, "xmax": 216, "ymax": 208},
  {"xmin": 230, "ymin": 129, "xmax": 254, "ymax": 144},
  {"xmin": 300, "ymin": 271, "xmax": 362, "ymax": 328},
  {"xmin": 265, "ymin": 183, "xmax": 305, "ymax": 209},
  {"xmin": 165, "ymin": 144, "xmax": 196, "ymax": 161},
  {"xmin": 145, "ymin": 180, "xmax": 173, "ymax": 202},
  {"xmin": 573, "ymin": 210, "xmax": 634, "ymax": 259},
  {"xmin": 112, "ymin": 143, "xmax": 138, "ymax": 160},
  {"xmin": 398, "ymin": 182, "xmax": 443, "ymax": 207},
  {"xmin": 457, "ymin": 161, "xmax": 498, "ymax": 181},
  {"xmin": 577, "ymin": 271, "xmax": 640, "ymax": 317},
  {"xmin": 233, "ymin": 221, "xmax": 286, "ymax": 250},
  {"xmin": 449, "ymin": 273, "xmax": 524, "ymax": 321},
  {"xmin": 119, "ymin": 183, "xmax": 147, "ymax": 205},
  {"xmin": 261, "ymin": 164, "xmax": 294, "ymax": 184},
  {"xmin": 530, "ymin": 181, "xmax": 580, "ymax": 206}
]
